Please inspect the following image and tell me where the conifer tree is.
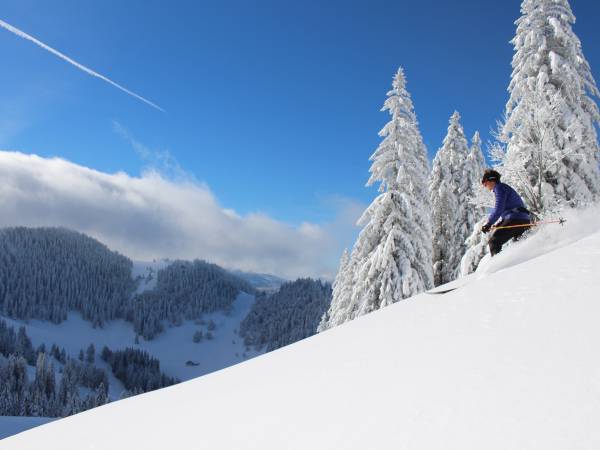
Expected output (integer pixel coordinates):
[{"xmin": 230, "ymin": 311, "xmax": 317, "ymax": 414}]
[
  {"xmin": 465, "ymin": 132, "xmax": 487, "ymax": 224},
  {"xmin": 85, "ymin": 344, "xmax": 95, "ymax": 364},
  {"xmin": 1, "ymin": 355, "xmax": 28, "ymax": 415},
  {"xmin": 494, "ymin": 0, "xmax": 600, "ymax": 214},
  {"xmin": 459, "ymin": 132, "xmax": 491, "ymax": 276},
  {"xmin": 429, "ymin": 112, "xmax": 470, "ymax": 285},
  {"xmin": 317, "ymin": 249, "xmax": 350, "ymax": 332},
  {"xmin": 15, "ymin": 326, "xmax": 35, "ymax": 364},
  {"xmin": 320, "ymin": 67, "xmax": 432, "ymax": 330}
]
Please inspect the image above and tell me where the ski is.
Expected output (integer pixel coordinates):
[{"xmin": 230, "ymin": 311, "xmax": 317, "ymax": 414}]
[{"xmin": 425, "ymin": 287, "xmax": 459, "ymax": 295}]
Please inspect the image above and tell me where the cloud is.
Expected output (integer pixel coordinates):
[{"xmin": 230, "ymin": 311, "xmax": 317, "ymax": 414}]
[
  {"xmin": 0, "ymin": 18, "xmax": 163, "ymax": 112},
  {"xmin": 0, "ymin": 151, "xmax": 361, "ymax": 280}
]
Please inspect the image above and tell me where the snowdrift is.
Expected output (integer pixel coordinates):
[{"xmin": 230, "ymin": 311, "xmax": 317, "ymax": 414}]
[{"xmin": 4, "ymin": 207, "xmax": 600, "ymax": 449}]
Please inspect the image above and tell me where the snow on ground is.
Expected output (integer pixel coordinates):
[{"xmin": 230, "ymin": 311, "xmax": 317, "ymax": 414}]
[
  {"xmin": 477, "ymin": 206, "xmax": 599, "ymax": 276},
  {"xmin": 131, "ymin": 259, "xmax": 173, "ymax": 294},
  {"xmin": 0, "ymin": 292, "xmax": 263, "ymax": 398},
  {"xmin": 0, "ymin": 417, "xmax": 55, "ymax": 441},
  {"xmin": 132, "ymin": 291, "xmax": 263, "ymax": 381},
  {"xmin": 0, "ymin": 292, "xmax": 261, "ymax": 439},
  {"xmin": 4, "ymin": 207, "xmax": 600, "ymax": 449}
]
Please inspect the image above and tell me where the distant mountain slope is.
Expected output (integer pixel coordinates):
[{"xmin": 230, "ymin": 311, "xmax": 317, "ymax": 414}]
[
  {"xmin": 0, "ymin": 227, "xmax": 254, "ymax": 340},
  {"xmin": 0, "ymin": 227, "xmax": 134, "ymax": 325},
  {"xmin": 230, "ymin": 270, "xmax": 287, "ymax": 293},
  {"xmin": 0, "ymin": 292, "xmax": 262, "ymax": 400},
  {"xmin": 0, "ymin": 297, "xmax": 265, "ymax": 440},
  {"xmin": 6, "ymin": 209, "xmax": 599, "ymax": 449},
  {"xmin": 130, "ymin": 259, "xmax": 255, "ymax": 339},
  {"xmin": 240, "ymin": 278, "xmax": 331, "ymax": 351},
  {"xmin": 0, "ymin": 227, "xmax": 264, "ymax": 437},
  {"xmin": 132, "ymin": 260, "xmax": 173, "ymax": 294}
]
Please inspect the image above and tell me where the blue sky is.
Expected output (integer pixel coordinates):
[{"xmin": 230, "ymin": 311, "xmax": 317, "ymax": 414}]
[{"xmin": 0, "ymin": 0, "xmax": 599, "ymax": 276}]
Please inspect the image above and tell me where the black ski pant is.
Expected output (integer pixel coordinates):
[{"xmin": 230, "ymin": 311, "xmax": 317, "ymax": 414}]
[{"xmin": 489, "ymin": 218, "xmax": 531, "ymax": 256}]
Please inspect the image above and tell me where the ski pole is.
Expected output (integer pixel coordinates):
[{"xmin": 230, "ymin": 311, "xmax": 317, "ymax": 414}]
[{"xmin": 491, "ymin": 218, "xmax": 566, "ymax": 231}]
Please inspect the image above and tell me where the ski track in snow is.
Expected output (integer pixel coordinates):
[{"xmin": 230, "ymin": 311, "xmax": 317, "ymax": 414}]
[{"xmin": 475, "ymin": 206, "xmax": 600, "ymax": 277}]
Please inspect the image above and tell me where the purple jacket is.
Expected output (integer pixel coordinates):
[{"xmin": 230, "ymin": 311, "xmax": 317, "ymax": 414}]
[{"xmin": 486, "ymin": 182, "xmax": 530, "ymax": 225}]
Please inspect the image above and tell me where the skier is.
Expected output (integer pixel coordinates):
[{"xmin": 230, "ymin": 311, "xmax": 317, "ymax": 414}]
[{"xmin": 480, "ymin": 169, "xmax": 531, "ymax": 255}]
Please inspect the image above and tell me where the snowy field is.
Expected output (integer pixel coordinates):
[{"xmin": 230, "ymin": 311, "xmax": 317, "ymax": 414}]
[
  {"xmin": 0, "ymin": 291, "xmax": 262, "ymax": 439},
  {"xmin": 0, "ymin": 292, "xmax": 261, "ymax": 389},
  {"xmin": 0, "ymin": 417, "xmax": 55, "ymax": 441},
  {"xmin": 4, "ymin": 207, "xmax": 599, "ymax": 449}
]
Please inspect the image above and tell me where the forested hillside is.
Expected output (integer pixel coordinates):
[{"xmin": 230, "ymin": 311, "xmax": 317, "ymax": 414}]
[
  {"xmin": 240, "ymin": 278, "xmax": 331, "ymax": 352},
  {"xmin": 0, "ymin": 227, "xmax": 134, "ymax": 326},
  {"xmin": 0, "ymin": 227, "xmax": 254, "ymax": 340},
  {"xmin": 131, "ymin": 260, "xmax": 255, "ymax": 339}
]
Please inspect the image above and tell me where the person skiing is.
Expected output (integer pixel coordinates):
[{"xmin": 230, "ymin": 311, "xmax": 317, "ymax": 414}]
[{"xmin": 480, "ymin": 169, "xmax": 531, "ymax": 255}]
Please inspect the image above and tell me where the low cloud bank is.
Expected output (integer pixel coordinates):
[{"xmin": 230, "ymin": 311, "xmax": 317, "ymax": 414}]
[{"xmin": 0, "ymin": 151, "xmax": 361, "ymax": 279}]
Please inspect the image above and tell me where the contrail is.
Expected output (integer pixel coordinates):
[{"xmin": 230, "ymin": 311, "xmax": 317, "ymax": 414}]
[{"xmin": 0, "ymin": 18, "xmax": 163, "ymax": 112}]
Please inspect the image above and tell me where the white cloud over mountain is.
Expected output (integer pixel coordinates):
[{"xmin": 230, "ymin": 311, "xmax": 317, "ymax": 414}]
[{"xmin": 0, "ymin": 151, "xmax": 362, "ymax": 279}]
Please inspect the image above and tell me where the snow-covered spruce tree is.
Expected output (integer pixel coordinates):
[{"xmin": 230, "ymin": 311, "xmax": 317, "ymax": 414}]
[
  {"xmin": 495, "ymin": 0, "xmax": 600, "ymax": 214},
  {"xmin": 465, "ymin": 132, "xmax": 488, "ymax": 224},
  {"xmin": 319, "ymin": 67, "xmax": 432, "ymax": 330},
  {"xmin": 459, "ymin": 132, "xmax": 492, "ymax": 276},
  {"xmin": 459, "ymin": 218, "xmax": 489, "ymax": 276},
  {"xmin": 429, "ymin": 111, "xmax": 471, "ymax": 285},
  {"xmin": 317, "ymin": 249, "xmax": 350, "ymax": 332}
]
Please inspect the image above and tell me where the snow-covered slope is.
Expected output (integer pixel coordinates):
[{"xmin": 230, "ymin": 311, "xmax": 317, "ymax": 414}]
[
  {"xmin": 0, "ymin": 292, "xmax": 262, "ymax": 391},
  {"xmin": 131, "ymin": 259, "xmax": 173, "ymax": 294},
  {"xmin": 4, "ymin": 210, "xmax": 600, "ymax": 449}
]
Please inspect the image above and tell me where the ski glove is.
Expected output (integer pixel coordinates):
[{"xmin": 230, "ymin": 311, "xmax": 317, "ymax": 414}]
[{"xmin": 481, "ymin": 223, "xmax": 491, "ymax": 233}]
